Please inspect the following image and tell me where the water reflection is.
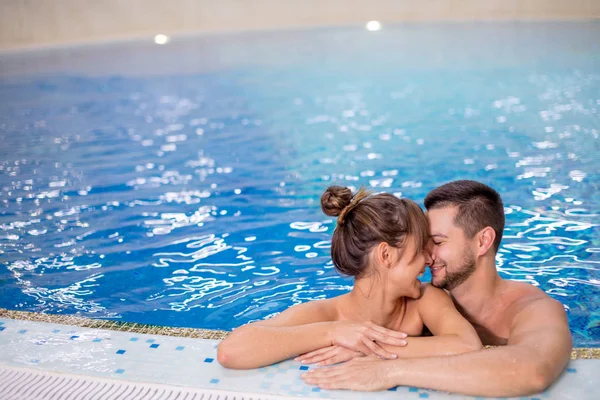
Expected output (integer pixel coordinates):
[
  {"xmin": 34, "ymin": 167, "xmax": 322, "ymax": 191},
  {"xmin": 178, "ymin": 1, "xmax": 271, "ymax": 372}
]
[{"xmin": 0, "ymin": 23, "xmax": 599, "ymax": 345}]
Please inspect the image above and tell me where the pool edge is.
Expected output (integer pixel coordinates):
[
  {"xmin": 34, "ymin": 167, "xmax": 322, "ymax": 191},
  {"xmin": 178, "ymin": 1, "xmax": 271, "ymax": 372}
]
[
  {"xmin": 2, "ymin": 308, "xmax": 598, "ymax": 359},
  {"xmin": 0, "ymin": 308, "xmax": 229, "ymax": 340}
]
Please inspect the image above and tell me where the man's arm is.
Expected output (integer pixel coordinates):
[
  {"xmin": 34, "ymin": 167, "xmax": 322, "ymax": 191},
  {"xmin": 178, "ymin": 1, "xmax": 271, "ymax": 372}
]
[
  {"xmin": 302, "ymin": 297, "xmax": 572, "ymax": 396},
  {"xmin": 390, "ymin": 298, "xmax": 571, "ymax": 396}
]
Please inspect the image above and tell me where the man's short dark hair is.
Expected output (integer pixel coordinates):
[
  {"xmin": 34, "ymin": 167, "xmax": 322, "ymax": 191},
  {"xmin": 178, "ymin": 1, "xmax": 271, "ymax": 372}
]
[{"xmin": 424, "ymin": 180, "xmax": 505, "ymax": 253}]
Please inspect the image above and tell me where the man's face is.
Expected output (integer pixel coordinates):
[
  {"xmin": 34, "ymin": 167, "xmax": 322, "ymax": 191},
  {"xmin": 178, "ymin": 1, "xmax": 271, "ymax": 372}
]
[{"xmin": 426, "ymin": 206, "xmax": 476, "ymax": 290}]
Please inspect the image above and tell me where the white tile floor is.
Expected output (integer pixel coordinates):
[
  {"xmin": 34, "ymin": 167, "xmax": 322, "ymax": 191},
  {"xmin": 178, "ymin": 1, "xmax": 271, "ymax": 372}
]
[{"xmin": 0, "ymin": 317, "xmax": 598, "ymax": 399}]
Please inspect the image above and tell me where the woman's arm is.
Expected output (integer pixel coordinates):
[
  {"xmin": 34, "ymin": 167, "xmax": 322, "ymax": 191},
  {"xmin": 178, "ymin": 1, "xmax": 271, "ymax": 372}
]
[
  {"xmin": 217, "ymin": 299, "xmax": 408, "ymax": 369},
  {"xmin": 379, "ymin": 284, "xmax": 482, "ymax": 358},
  {"xmin": 217, "ymin": 300, "xmax": 336, "ymax": 369},
  {"xmin": 297, "ymin": 285, "xmax": 481, "ymax": 365}
]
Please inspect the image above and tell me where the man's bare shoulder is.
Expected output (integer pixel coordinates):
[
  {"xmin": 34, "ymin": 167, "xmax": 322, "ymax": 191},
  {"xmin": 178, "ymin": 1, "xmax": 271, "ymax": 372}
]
[
  {"xmin": 503, "ymin": 280, "xmax": 569, "ymax": 339},
  {"xmin": 504, "ymin": 280, "xmax": 555, "ymax": 312},
  {"xmin": 504, "ymin": 279, "xmax": 546, "ymax": 296}
]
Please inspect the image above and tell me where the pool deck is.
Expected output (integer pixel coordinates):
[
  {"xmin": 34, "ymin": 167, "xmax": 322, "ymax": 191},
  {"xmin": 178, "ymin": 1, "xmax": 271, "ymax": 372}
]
[{"xmin": 0, "ymin": 310, "xmax": 599, "ymax": 399}]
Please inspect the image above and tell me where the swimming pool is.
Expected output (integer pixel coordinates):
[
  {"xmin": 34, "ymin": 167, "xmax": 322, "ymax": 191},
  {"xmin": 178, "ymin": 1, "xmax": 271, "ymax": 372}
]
[{"xmin": 1, "ymin": 21, "xmax": 598, "ymax": 347}]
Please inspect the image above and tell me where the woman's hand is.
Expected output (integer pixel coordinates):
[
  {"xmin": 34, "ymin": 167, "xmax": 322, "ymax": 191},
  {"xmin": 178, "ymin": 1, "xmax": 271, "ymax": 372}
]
[
  {"xmin": 296, "ymin": 345, "xmax": 365, "ymax": 366},
  {"xmin": 328, "ymin": 321, "xmax": 407, "ymax": 359}
]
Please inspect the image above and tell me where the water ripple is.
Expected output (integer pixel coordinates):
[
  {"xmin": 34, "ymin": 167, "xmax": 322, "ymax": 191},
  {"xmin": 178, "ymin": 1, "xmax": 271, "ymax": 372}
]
[{"xmin": 0, "ymin": 22, "xmax": 599, "ymax": 345}]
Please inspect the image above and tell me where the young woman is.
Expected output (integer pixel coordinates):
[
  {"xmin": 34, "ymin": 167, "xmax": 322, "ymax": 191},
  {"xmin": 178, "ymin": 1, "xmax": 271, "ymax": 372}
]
[{"xmin": 217, "ymin": 186, "xmax": 482, "ymax": 369}]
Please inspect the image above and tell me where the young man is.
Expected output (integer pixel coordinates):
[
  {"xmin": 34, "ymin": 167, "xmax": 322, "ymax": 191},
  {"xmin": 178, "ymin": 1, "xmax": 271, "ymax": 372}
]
[{"xmin": 302, "ymin": 180, "xmax": 573, "ymax": 397}]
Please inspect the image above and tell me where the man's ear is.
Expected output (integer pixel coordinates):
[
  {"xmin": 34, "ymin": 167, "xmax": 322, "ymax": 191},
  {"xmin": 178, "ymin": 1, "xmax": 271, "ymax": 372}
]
[
  {"xmin": 477, "ymin": 227, "xmax": 496, "ymax": 256},
  {"xmin": 375, "ymin": 242, "xmax": 392, "ymax": 268}
]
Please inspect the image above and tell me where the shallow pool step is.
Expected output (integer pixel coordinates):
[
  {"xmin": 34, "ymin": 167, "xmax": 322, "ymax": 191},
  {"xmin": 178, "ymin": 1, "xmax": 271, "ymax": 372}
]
[{"xmin": 0, "ymin": 364, "xmax": 309, "ymax": 400}]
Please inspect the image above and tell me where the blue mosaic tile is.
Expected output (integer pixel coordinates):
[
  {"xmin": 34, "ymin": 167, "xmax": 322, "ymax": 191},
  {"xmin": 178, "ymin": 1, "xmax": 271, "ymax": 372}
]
[
  {"xmin": 261, "ymin": 382, "xmax": 271, "ymax": 389},
  {"xmin": 31, "ymin": 359, "xmax": 40, "ymax": 364},
  {"xmin": 18, "ymin": 329, "xmax": 27, "ymax": 334},
  {"xmin": 93, "ymin": 338, "xmax": 102, "ymax": 342},
  {"xmin": 115, "ymin": 369, "xmax": 125, "ymax": 374},
  {"xmin": 52, "ymin": 329, "xmax": 60, "ymax": 333},
  {"xmin": 312, "ymin": 387, "xmax": 321, "ymax": 392},
  {"xmin": 567, "ymin": 368, "xmax": 577, "ymax": 373},
  {"xmin": 0, "ymin": 321, "xmax": 4, "ymax": 325},
  {"xmin": 149, "ymin": 343, "xmax": 159, "ymax": 349},
  {"xmin": 129, "ymin": 338, "xmax": 138, "ymax": 342},
  {"xmin": 387, "ymin": 386, "xmax": 398, "ymax": 391},
  {"xmin": 176, "ymin": 346, "xmax": 185, "ymax": 351},
  {"xmin": 299, "ymin": 365, "xmax": 309, "ymax": 371},
  {"xmin": 210, "ymin": 378, "xmax": 219, "ymax": 384},
  {"xmin": 70, "ymin": 335, "xmax": 79, "ymax": 340},
  {"xmin": 409, "ymin": 387, "xmax": 419, "ymax": 392},
  {"xmin": 266, "ymin": 373, "xmax": 276, "ymax": 378},
  {"xmin": 204, "ymin": 357, "xmax": 214, "ymax": 363},
  {"xmin": 116, "ymin": 350, "xmax": 126, "ymax": 355},
  {"xmin": 146, "ymin": 339, "xmax": 155, "ymax": 343},
  {"xmin": 419, "ymin": 394, "xmax": 429, "ymax": 399},
  {"xmin": 0, "ymin": 327, "xmax": 4, "ymax": 331}
]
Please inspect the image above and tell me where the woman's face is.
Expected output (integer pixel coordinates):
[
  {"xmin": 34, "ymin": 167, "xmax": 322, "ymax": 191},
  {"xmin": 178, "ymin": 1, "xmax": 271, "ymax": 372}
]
[{"xmin": 390, "ymin": 238, "xmax": 432, "ymax": 299}]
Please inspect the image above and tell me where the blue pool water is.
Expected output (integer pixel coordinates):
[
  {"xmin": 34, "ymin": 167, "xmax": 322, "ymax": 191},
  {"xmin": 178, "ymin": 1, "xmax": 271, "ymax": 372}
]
[{"xmin": 0, "ymin": 22, "xmax": 599, "ymax": 346}]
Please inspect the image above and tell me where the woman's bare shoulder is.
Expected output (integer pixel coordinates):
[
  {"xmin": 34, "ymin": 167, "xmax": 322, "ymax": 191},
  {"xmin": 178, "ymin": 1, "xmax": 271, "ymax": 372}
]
[
  {"xmin": 408, "ymin": 284, "xmax": 454, "ymax": 316},
  {"xmin": 255, "ymin": 296, "xmax": 341, "ymax": 327},
  {"xmin": 300, "ymin": 297, "xmax": 340, "ymax": 319},
  {"xmin": 415, "ymin": 283, "xmax": 449, "ymax": 301}
]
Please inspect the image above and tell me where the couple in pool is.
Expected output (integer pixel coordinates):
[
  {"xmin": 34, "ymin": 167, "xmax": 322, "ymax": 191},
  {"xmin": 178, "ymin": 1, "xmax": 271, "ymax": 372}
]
[{"xmin": 218, "ymin": 180, "xmax": 572, "ymax": 397}]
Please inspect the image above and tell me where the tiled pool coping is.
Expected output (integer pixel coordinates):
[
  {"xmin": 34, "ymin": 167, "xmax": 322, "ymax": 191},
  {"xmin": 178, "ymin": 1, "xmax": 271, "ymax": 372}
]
[
  {"xmin": 1, "ymin": 308, "xmax": 598, "ymax": 359},
  {"xmin": 0, "ymin": 308, "xmax": 228, "ymax": 340},
  {"xmin": 1, "ymin": 314, "xmax": 599, "ymax": 399}
]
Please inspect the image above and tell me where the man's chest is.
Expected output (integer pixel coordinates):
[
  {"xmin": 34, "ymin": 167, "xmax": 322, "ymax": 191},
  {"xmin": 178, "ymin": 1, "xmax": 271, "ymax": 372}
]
[
  {"xmin": 464, "ymin": 304, "xmax": 517, "ymax": 345},
  {"xmin": 472, "ymin": 322, "xmax": 509, "ymax": 345}
]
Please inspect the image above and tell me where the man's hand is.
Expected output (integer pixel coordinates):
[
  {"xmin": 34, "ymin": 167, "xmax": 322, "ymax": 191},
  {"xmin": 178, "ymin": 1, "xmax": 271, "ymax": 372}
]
[
  {"xmin": 295, "ymin": 345, "xmax": 364, "ymax": 366},
  {"xmin": 301, "ymin": 356, "xmax": 396, "ymax": 391},
  {"xmin": 328, "ymin": 321, "xmax": 407, "ymax": 360}
]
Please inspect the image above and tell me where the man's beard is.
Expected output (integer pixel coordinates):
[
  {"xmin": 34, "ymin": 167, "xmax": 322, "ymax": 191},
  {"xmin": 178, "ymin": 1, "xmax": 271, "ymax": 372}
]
[{"xmin": 433, "ymin": 248, "xmax": 476, "ymax": 291}]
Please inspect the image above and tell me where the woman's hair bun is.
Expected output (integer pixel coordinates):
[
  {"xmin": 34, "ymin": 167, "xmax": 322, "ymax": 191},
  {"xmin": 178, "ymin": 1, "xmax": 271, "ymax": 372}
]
[{"xmin": 321, "ymin": 186, "xmax": 353, "ymax": 217}]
